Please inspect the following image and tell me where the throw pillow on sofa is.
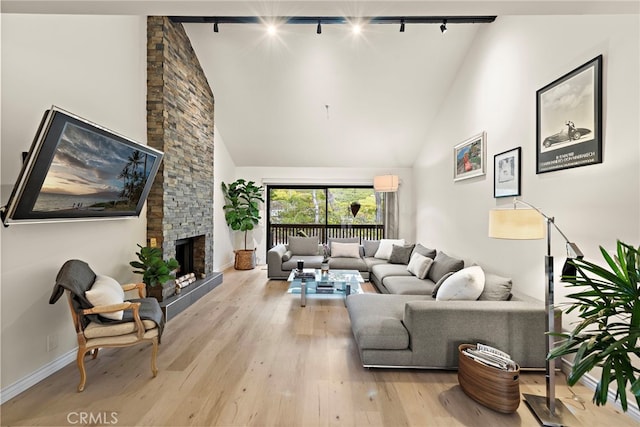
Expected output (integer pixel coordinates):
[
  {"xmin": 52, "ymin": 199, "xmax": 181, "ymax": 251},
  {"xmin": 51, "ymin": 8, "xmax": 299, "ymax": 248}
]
[
  {"xmin": 412, "ymin": 243, "xmax": 437, "ymax": 259},
  {"xmin": 363, "ymin": 240, "xmax": 380, "ymax": 257},
  {"xmin": 432, "ymin": 271, "xmax": 454, "ymax": 297},
  {"xmin": 327, "ymin": 237, "xmax": 360, "ymax": 256},
  {"xmin": 389, "ymin": 244, "xmax": 415, "ymax": 264},
  {"xmin": 288, "ymin": 236, "xmax": 319, "ymax": 255},
  {"xmin": 407, "ymin": 253, "xmax": 434, "ymax": 279},
  {"xmin": 427, "ymin": 251, "xmax": 464, "ymax": 283},
  {"xmin": 374, "ymin": 239, "xmax": 405, "ymax": 260},
  {"xmin": 478, "ymin": 272, "xmax": 513, "ymax": 301},
  {"xmin": 331, "ymin": 242, "xmax": 361, "ymax": 258},
  {"xmin": 435, "ymin": 266, "xmax": 485, "ymax": 301}
]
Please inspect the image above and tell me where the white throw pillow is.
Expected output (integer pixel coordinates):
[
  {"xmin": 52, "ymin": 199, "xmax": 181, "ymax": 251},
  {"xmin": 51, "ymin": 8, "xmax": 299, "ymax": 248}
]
[
  {"xmin": 331, "ymin": 242, "xmax": 361, "ymax": 258},
  {"xmin": 85, "ymin": 275, "xmax": 125, "ymax": 320},
  {"xmin": 374, "ymin": 238, "xmax": 405, "ymax": 260},
  {"xmin": 435, "ymin": 266, "xmax": 485, "ymax": 301},
  {"xmin": 407, "ymin": 253, "xmax": 434, "ymax": 279}
]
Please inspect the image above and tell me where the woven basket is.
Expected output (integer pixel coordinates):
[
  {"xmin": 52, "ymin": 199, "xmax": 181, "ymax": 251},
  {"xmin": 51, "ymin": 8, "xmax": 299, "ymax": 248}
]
[{"xmin": 234, "ymin": 249, "xmax": 256, "ymax": 270}]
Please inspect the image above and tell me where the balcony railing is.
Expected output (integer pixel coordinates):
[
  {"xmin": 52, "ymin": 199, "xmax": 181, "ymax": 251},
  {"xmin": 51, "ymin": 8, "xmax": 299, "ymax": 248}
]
[{"xmin": 268, "ymin": 224, "xmax": 385, "ymax": 248}]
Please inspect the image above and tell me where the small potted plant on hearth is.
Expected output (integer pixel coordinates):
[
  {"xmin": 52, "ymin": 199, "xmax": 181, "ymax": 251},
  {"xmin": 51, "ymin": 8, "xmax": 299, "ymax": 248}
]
[
  {"xmin": 130, "ymin": 244, "xmax": 179, "ymax": 302},
  {"xmin": 221, "ymin": 179, "xmax": 264, "ymax": 270}
]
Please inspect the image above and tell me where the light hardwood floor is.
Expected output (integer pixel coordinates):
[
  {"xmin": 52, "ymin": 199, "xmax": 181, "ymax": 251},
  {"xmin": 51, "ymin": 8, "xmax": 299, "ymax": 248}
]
[{"xmin": 1, "ymin": 266, "xmax": 636, "ymax": 426}]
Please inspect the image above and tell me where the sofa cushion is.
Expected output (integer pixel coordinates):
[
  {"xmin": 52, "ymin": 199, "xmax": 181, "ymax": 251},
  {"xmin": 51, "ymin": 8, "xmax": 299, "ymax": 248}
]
[
  {"xmin": 363, "ymin": 240, "xmax": 381, "ymax": 257},
  {"xmin": 432, "ymin": 271, "xmax": 454, "ymax": 298},
  {"xmin": 331, "ymin": 242, "xmax": 361, "ymax": 258},
  {"xmin": 85, "ymin": 275, "xmax": 124, "ymax": 320},
  {"xmin": 282, "ymin": 255, "xmax": 324, "ymax": 271},
  {"xmin": 329, "ymin": 256, "xmax": 368, "ymax": 272},
  {"xmin": 479, "ymin": 272, "xmax": 513, "ymax": 301},
  {"xmin": 407, "ymin": 253, "xmax": 434, "ymax": 279},
  {"xmin": 374, "ymin": 239, "xmax": 405, "ymax": 260},
  {"xmin": 435, "ymin": 266, "xmax": 485, "ymax": 301},
  {"xmin": 371, "ymin": 263, "xmax": 413, "ymax": 281},
  {"xmin": 382, "ymin": 275, "xmax": 436, "ymax": 295},
  {"xmin": 346, "ymin": 294, "xmax": 411, "ymax": 350},
  {"xmin": 288, "ymin": 236, "xmax": 319, "ymax": 255},
  {"xmin": 412, "ymin": 244, "xmax": 437, "ymax": 260},
  {"xmin": 427, "ymin": 251, "xmax": 464, "ymax": 283},
  {"xmin": 388, "ymin": 244, "xmax": 415, "ymax": 264}
]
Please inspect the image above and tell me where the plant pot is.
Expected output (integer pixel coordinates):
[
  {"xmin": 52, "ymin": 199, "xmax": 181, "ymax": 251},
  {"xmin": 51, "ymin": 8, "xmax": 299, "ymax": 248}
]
[
  {"xmin": 235, "ymin": 249, "xmax": 256, "ymax": 270},
  {"xmin": 146, "ymin": 280, "xmax": 175, "ymax": 302}
]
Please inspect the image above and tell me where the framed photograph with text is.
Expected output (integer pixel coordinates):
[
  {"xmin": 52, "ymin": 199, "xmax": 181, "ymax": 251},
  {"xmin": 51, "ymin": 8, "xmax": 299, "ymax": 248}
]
[
  {"xmin": 536, "ymin": 55, "xmax": 603, "ymax": 174},
  {"xmin": 494, "ymin": 147, "xmax": 521, "ymax": 198},
  {"xmin": 454, "ymin": 132, "xmax": 486, "ymax": 181}
]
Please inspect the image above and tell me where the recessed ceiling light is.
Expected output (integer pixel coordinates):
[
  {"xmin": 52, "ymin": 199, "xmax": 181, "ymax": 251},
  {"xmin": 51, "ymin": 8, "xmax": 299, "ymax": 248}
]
[
  {"xmin": 267, "ymin": 24, "xmax": 277, "ymax": 35},
  {"xmin": 352, "ymin": 24, "xmax": 362, "ymax": 34}
]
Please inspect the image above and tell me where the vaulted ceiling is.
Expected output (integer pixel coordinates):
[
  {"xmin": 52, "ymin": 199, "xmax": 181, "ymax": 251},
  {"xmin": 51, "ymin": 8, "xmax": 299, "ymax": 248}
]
[{"xmin": 3, "ymin": 1, "xmax": 638, "ymax": 168}]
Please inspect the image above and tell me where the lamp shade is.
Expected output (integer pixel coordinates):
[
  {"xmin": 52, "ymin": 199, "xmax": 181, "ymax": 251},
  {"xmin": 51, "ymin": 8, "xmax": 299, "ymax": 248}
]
[
  {"xmin": 373, "ymin": 175, "xmax": 399, "ymax": 192},
  {"xmin": 488, "ymin": 209, "xmax": 545, "ymax": 240}
]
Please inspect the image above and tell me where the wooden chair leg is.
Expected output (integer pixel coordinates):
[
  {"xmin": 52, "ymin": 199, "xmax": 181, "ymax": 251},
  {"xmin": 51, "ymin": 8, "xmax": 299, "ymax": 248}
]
[
  {"xmin": 151, "ymin": 338, "xmax": 159, "ymax": 377},
  {"xmin": 91, "ymin": 348, "xmax": 99, "ymax": 359},
  {"xmin": 76, "ymin": 348, "xmax": 88, "ymax": 392}
]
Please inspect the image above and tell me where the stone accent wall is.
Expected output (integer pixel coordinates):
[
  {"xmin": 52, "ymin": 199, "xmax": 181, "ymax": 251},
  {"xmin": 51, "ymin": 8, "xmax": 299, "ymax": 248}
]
[{"xmin": 146, "ymin": 16, "xmax": 214, "ymax": 276}]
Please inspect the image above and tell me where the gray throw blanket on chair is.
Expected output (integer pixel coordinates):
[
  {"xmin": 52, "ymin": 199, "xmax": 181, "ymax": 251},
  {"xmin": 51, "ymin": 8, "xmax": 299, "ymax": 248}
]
[{"xmin": 49, "ymin": 259, "xmax": 165, "ymax": 342}]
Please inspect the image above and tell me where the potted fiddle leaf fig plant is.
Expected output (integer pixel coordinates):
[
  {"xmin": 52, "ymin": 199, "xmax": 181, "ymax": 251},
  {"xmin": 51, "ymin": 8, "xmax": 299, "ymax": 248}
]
[
  {"xmin": 130, "ymin": 244, "xmax": 179, "ymax": 301},
  {"xmin": 549, "ymin": 240, "xmax": 640, "ymax": 411},
  {"xmin": 221, "ymin": 179, "xmax": 264, "ymax": 270}
]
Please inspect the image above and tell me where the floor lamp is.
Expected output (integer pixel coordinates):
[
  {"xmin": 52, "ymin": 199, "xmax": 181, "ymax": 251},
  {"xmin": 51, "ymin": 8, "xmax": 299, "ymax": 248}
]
[{"xmin": 488, "ymin": 199, "xmax": 583, "ymax": 426}]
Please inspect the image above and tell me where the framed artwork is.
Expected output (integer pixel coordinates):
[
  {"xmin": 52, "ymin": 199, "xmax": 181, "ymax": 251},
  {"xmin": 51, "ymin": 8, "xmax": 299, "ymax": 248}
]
[
  {"xmin": 536, "ymin": 55, "xmax": 603, "ymax": 174},
  {"xmin": 494, "ymin": 147, "xmax": 521, "ymax": 198},
  {"xmin": 454, "ymin": 132, "xmax": 486, "ymax": 181}
]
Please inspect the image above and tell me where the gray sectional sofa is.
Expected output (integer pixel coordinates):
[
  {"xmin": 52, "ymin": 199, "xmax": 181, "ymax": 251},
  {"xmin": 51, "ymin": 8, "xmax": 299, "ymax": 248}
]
[{"xmin": 268, "ymin": 236, "xmax": 548, "ymax": 369}]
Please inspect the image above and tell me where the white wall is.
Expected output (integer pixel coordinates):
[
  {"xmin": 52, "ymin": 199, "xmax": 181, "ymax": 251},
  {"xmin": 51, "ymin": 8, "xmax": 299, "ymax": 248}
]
[
  {"xmin": 1, "ymin": 14, "xmax": 147, "ymax": 392},
  {"xmin": 213, "ymin": 126, "xmax": 237, "ymax": 271},
  {"xmin": 234, "ymin": 166, "xmax": 414, "ymax": 264},
  {"xmin": 414, "ymin": 14, "xmax": 640, "ymax": 301}
]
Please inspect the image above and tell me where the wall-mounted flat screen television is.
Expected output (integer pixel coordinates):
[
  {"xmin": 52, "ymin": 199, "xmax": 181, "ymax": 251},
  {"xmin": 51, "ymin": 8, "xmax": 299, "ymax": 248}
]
[{"xmin": 1, "ymin": 106, "xmax": 163, "ymax": 225}]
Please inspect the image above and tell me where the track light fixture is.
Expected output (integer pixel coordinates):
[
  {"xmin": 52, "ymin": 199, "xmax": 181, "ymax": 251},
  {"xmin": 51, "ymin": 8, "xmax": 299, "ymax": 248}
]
[{"xmin": 171, "ymin": 16, "xmax": 496, "ymax": 34}]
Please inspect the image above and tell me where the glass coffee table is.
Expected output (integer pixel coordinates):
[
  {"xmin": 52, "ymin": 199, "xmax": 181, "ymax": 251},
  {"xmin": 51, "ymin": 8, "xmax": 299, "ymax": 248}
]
[{"xmin": 287, "ymin": 269, "xmax": 364, "ymax": 307}]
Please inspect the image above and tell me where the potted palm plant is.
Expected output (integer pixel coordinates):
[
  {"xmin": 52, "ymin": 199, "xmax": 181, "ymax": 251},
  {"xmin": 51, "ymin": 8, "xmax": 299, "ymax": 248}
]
[
  {"xmin": 549, "ymin": 240, "xmax": 639, "ymax": 411},
  {"xmin": 130, "ymin": 244, "xmax": 179, "ymax": 301},
  {"xmin": 221, "ymin": 179, "xmax": 264, "ymax": 270}
]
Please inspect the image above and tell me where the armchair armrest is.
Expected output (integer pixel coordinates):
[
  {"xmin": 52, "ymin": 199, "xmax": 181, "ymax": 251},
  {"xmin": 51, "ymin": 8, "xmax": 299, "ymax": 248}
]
[{"xmin": 121, "ymin": 282, "xmax": 146, "ymax": 298}]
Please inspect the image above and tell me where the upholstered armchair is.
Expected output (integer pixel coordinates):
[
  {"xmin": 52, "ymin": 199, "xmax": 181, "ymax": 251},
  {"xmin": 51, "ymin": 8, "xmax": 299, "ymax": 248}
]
[{"xmin": 49, "ymin": 260, "xmax": 164, "ymax": 392}]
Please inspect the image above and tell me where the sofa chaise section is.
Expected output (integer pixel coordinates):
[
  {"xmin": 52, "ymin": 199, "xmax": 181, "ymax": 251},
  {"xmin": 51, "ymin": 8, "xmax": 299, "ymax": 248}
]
[{"xmin": 346, "ymin": 292, "xmax": 547, "ymax": 369}]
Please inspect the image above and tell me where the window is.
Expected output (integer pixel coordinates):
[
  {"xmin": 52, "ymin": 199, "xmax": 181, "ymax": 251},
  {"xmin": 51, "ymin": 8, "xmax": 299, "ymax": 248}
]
[{"xmin": 267, "ymin": 185, "xmax": 384, "ymax": 248}]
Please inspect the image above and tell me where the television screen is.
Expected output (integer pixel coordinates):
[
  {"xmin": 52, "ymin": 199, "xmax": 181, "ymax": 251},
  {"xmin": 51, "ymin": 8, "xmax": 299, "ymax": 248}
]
[{"xmin": 1, "ymin": 106, "xmax": 163, "ymax": 225}]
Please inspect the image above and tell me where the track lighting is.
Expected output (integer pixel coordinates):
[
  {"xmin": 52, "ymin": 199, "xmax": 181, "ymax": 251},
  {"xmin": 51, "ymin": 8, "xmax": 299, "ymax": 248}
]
[
  {"xmin": 400, "ymin": 19, "xmax": 405, "ymax": 32},
  {"xmin": 213, "ymin": 21, "xmax": 219, "ymax": 33},
  {"xmin": 440, "ymin": 19, "xmax": 447, "ymax": 34},
  {"xmin": 317, "ymin": 20, "xmax": 321, "ymax": 34}
]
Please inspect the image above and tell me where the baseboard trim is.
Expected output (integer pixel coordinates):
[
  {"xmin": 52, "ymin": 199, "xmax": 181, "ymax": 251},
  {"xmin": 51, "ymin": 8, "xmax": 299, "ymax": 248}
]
[
  {"xmin": 560, "ymin": 357, "xmax": 639, "ymax": 422},
  {"xmin": 0, "ymin": 348, "xmax": 76, "ymax": 404}
]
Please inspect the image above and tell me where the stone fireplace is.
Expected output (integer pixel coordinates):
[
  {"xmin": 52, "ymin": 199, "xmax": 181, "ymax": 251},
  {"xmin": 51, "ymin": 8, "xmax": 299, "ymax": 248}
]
[
  {"xmin": 146, "ymin": 16, "xmax": 214, "ymax": 277},
  {"xmin": 144, "ymin": 17, "xmax": 221, "ymax": 319}
]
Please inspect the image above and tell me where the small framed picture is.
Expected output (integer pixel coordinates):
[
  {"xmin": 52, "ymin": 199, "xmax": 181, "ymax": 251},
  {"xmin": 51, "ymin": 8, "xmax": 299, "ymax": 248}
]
[
  {"xmin": 454, "ymin": 132, "xmax": 486, "ymax": 181},
  {"xmin": 494, "ymin": 147, "xmax": 521, "ymax": 198}
]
